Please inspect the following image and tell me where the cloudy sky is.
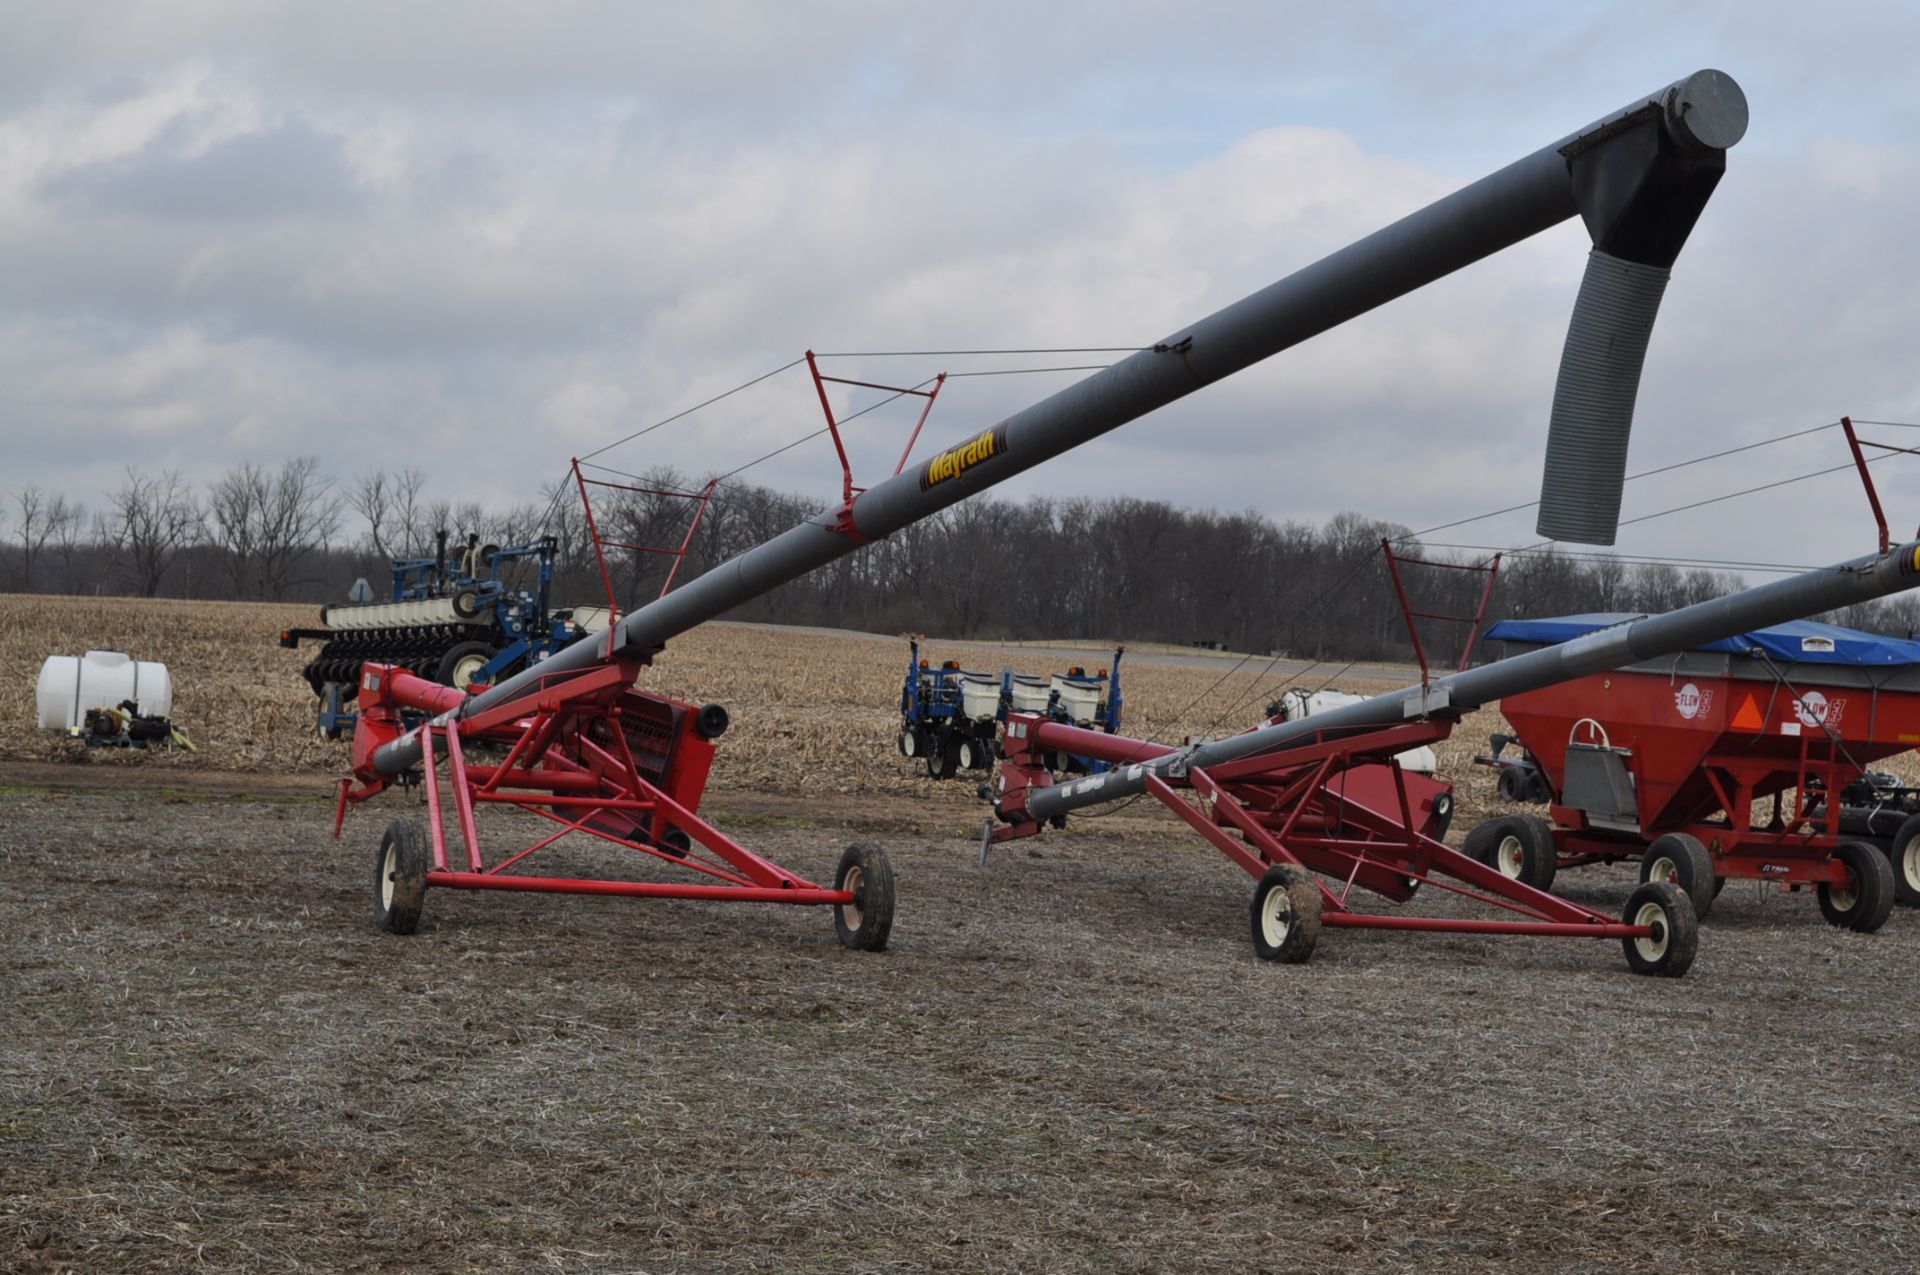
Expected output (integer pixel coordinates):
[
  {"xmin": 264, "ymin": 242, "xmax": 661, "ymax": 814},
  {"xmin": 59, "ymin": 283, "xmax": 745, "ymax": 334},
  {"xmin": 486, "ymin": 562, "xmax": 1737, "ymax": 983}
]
[{"xmin": 2, "ymin": 1, "xmax": 1917, "ymax": 576}]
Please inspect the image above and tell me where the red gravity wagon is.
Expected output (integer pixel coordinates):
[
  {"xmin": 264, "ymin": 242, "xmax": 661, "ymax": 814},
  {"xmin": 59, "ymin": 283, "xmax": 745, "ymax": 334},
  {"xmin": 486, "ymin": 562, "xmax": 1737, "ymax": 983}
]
[{"xmin": 1463, "ymin": 614, "xmax": 1920, "ymax": 930}]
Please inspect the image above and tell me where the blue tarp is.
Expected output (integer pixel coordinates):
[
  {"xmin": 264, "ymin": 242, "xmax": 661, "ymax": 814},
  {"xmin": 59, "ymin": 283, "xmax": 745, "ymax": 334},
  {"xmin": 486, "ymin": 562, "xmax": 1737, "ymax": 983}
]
[{"xmin": 1485, "ymin": 613, "xmax": 1920, "ymax": 667}]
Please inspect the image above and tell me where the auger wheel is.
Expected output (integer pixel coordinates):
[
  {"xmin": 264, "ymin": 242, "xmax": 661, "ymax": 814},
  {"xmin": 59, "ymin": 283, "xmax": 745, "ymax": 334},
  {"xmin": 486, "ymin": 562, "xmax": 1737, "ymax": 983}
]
[
  {"xmin": 373, "ymin": 818, "xmax": 430, "ymax": 935},
  {"xmin": 833, "ymin": 844, "xmax": 895, "ymax": 951},
  {"xmin": 1249, "ymin": 864, "xmax": 1322, "ymax": 964}
]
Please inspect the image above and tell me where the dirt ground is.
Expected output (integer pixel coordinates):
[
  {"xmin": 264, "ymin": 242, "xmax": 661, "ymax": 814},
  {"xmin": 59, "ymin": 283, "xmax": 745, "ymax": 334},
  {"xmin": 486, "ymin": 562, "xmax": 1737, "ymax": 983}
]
[{"xmin": 5, "ymin": 769, "xmax": 1919, "ymax": 1272}]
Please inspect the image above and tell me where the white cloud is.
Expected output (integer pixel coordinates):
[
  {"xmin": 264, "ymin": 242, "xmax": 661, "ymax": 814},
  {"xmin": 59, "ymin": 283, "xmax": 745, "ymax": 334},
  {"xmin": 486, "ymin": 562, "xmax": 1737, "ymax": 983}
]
[{"xmin": 0, "ymin": 4, "xmax": 1917, "ymax": 586}]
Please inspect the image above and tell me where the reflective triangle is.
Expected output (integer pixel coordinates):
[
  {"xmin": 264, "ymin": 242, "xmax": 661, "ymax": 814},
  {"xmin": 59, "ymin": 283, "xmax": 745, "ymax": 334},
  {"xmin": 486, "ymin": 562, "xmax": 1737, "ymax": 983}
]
[{"xmin": 1731, "ymin": 692, "xmax": 1764, "ymax": 731}]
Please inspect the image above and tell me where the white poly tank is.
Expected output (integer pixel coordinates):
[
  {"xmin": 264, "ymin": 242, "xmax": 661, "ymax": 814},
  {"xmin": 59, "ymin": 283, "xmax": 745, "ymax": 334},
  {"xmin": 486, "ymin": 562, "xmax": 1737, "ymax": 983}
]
[
  {"xmin": 1274, "ymin": 687, "xmax": 1436, "ymax": 774},
  {"xmin": 35, "ymin": 651, "xmax": 173, "ymax": 731}
]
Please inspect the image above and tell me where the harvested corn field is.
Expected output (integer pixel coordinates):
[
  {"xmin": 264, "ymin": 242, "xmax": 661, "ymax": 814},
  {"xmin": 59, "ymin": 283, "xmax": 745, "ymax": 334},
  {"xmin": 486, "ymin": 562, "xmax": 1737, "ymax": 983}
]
[
  {"xmin": 7, "ymin": 592, "xmax": 1920, "ymax": 1271},
  {"xmin": 0, "ymin": 593, "xmax": 1464, "ymax": 800}
]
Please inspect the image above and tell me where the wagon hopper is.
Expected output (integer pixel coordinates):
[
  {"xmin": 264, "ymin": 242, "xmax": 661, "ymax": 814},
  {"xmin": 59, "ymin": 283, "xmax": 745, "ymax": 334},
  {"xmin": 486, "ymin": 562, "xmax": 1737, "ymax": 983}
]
[{"xmin": 1465, "ymin": 614, "xmax": 1920, "ymax": 928}]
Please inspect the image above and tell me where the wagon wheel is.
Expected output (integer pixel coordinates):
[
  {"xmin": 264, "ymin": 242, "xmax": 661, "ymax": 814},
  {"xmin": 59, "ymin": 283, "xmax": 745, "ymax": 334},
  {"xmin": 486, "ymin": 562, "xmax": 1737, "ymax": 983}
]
[
  {"xmin": 1249, "ymin": 864, "xmax": 1322, "ymax": 964},
  {"xmin": 373, "ymin": 818, "xmax": 430, "ymax": 935},
  {"xmin": 1817, "ymin": 839, "xmax": 1896, "ymax": 933},
  {"xmin": 1497, "ymin": 767, "xmax": 1527, "ymax": 802},
  {"xmin": 897, "ymin": 727, "xmax": 919, "ymax": 758},
  {"xmin": 937, "ymin": 738, "xmax": 961, "ymax": 780},
  {"xmin": 1524, "ymin": 770, "xmax": 1552, "ymax": 804},
  {"xmin": 833, "ymin": 843, "xmax": 895, "ymax": 951},
  {"xmin": 1620, "ymin": 881, "xmax": 1698, "ymax": 977},
  {"xmin": 1639, "ymin": 832, "xmax": 1717, "ymax": 922},
  {"xmin": 1888, "ymin": 813, "xmax": 1920, "ymax": 908},
  {"xmin": 1466, "ymin": 814, "xmax": 1557, "ymax": 892}
]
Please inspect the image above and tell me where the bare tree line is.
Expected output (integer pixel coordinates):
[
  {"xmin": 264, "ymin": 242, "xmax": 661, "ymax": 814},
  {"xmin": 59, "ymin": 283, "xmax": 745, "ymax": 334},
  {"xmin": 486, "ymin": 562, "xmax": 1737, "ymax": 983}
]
[{"xmin": 7, "ymin": 462, "xmax": 1920, "ymax": 662}]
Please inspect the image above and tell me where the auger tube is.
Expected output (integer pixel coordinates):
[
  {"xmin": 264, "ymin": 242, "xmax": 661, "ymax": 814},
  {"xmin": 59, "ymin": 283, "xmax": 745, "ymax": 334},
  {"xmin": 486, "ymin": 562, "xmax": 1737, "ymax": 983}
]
[
  {"xmin": 1022, "ymin": 542, "xmax": 1920, "ymax": 825},
  {"xmin": 371, "ymin": 70, "xmax": 1746, "ymax": 779}
]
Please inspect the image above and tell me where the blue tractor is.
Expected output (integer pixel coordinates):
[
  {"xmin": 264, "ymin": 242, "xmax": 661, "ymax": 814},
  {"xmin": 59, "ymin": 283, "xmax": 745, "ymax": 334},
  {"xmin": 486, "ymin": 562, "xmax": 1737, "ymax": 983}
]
[
  {"xmin": 899, "ymin": 637, "xmax": 1123, "ymax": 779},
  {"xmin": 282, "ymin": 531, "xmax": 600, "ymax": 740}
]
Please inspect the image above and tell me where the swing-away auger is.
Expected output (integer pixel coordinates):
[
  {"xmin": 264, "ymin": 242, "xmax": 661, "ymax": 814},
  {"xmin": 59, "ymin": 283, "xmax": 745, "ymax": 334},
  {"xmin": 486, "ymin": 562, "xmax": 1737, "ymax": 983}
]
[{"xmin": 331, "ymin": 70, "xmax": 1908, "ymax": 975}]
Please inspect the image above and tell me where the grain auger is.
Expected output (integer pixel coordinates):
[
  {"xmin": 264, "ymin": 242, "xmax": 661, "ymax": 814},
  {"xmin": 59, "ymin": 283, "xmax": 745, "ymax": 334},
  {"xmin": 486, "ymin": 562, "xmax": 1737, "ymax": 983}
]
[{"xmin": 333, "ymin": 72, "xmax": 1859, "ymax": 973}]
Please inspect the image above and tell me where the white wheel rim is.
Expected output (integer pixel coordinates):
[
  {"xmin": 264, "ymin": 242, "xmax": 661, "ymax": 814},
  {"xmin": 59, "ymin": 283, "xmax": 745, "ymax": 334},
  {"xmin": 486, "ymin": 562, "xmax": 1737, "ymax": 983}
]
[
  {"xmin": 1496, "ymin": 835, "xmax": 1524, "ymax": 878},
  {"xmin": 450, "ymin": 655, "xmax": 488, "ymax": 689},
  {"xmin": 1260, "ymin": 887, "xmax": 1293, "ymax": 948},
  {"xmin": 1649, "ymin": 855, "xmax": 1678, "ymax": 886},
  {"xmin": 841, "ymin": 865, "xmax": 864, "ymax": 928},
  {"xmin": 1903, "ymin": 840, "xmax": 1920, "ymax": 892},
  {"xmin": 1829, "ymin": 875, "xmax": 1857, "ymax": 912},
  {"xmin": 1632, "ymin": 900, "xmax": 1669, "ymax": 963},
  {"xmin": 901, "ymin": 732, "xmax": 916, "ymax": 757},
  {"xmin": 380, "ymin": 843, "xmax": 398, "ymax": 911}
]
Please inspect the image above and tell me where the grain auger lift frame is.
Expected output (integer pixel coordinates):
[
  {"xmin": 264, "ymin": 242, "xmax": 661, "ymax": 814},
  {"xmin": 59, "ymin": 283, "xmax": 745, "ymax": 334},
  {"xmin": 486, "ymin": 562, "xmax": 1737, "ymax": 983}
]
[{"xmin": 333, "ymin": 70, "xmax": 1902, "ymax": 973}]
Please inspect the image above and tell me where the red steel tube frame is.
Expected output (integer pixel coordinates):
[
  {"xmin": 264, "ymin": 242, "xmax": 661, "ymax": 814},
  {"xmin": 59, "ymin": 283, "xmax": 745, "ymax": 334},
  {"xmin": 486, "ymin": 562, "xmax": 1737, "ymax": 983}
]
[
  {"xmin": 571, "ymin": 460, "xmax": 720, "ymax": 636},
  {"xmin": 999, "ymin": 712, "xmax": 1652, "ymax": 942},
  {"xmin": 345, "ymin": 658, "xmax": 855, "ymax": 908},
  {"xmin": 804, "ymin": 349, "xmax": 947, "ymax": 507},
  {"xmin": 1380, "ymin": 539, "xmax": 1504, "ymax": 686}
]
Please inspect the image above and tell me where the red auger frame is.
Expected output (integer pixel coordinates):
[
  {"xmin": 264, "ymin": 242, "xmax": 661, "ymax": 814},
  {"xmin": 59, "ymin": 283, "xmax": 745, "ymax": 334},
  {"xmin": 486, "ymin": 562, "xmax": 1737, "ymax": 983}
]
[
  {"xmin": 333, "ymin": 655, "xmax": 895, "ymax": 950},
  {"xmin": 985, "ymin": 711, "xmax": 1697, "ymax": 976}
]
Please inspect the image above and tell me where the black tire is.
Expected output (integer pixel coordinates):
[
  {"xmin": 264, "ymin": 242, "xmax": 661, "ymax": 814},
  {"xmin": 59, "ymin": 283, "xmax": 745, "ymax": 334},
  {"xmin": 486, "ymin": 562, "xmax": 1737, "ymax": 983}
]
[
  {"xmin": 1249, "ymin": 865, "xmax": 1323, "ymax": 964},
  {"xmin": 1639, "ymin": 832, "xmax": 1717, "ymax": 922},
  {"xmin": 956, "ymin": 736, "xmax": 985, "ymax": 771},
  {"xmin": 1497, "ymin": 767, "xmax": 1527, "ymax": 803},
  {"xmin": 938, "ymin": 738, "xmax": 960, "ymax": 780},
  {"xmin": 373, "ymin": 818, "xmax": 430, "ymax": 935},
  {"xmin": 1621, "ymin": 880, "xmax": 1698, "ymax": 977},
  {"xmin": 1462, "ymin": 815, "xmax": 1505, "ymax": 865},
  {"xmin": 435, "ymin": 640, "xmax": 497, "ymax": 690},
  {"xmin": 898, "ymin": 727, "xmax": 919, "ymax": 758},
  {"xmin": 1888, "ymin": 812, "xmax": 1920, "ymax": 907},
  {"xmin": 833, "ymin": 843, "xmax": 895, "ymax": 951},
  {"xmin": 694, "ymin": 703, "xmax": 730, "ymax": 739},
  {"xmin": 1818, "ymin": 839, "xmax": 1896, "ymax": 933},
  {"xmin": 450, "ymin": 588, "xmax": 482, "ymax": 619},
  {"xmin": 1466, "ymin": 813, "xmax": 1557, "ymax": 892},
  {"xmin": 657, "ymin": 827, "xmax": 692, "ymax": 858},
  {"xmin": 924, "ymin": 747, "xmax": 943, "ymax": 780},
  {"xmin": 1525, "ymin": 771, "xmax": 1552, "ymax": 804}
]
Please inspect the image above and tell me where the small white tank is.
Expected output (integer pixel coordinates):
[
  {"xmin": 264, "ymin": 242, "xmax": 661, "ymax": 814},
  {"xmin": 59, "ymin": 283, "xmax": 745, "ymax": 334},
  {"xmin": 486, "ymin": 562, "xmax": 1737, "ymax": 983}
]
[
  {"xmin": 1274, "ymin": 688, "xmax": 1437, "ymax": 774},
  {"xmin": 35, "ymin": 651, "xmax": 173, "ymax": 731}
]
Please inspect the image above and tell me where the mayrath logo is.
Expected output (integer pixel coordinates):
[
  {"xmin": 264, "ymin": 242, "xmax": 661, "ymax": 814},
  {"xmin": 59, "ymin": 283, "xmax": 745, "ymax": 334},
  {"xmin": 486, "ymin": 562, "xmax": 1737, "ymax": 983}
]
[
  {"xmin": 1794, "ymin": 691, "xmax": 1845, "ymax": 728},
  {"xmin": 1674, "ymin": 682, "xmax": 1712, "ymax": 720}
]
